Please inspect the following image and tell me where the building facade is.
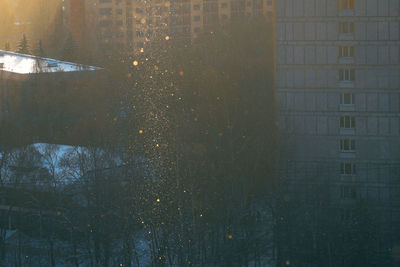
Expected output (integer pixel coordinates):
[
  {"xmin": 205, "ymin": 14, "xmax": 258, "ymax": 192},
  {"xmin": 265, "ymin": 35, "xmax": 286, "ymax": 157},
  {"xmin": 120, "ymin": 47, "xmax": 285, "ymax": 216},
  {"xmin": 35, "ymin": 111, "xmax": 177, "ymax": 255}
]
[
  {"xmin": 276, "ymin": 0, "xmax": 400, "ymax": 265},
  {"xmin": 64, "ymin": 0, "xmax": 274, "ymax": 52}
]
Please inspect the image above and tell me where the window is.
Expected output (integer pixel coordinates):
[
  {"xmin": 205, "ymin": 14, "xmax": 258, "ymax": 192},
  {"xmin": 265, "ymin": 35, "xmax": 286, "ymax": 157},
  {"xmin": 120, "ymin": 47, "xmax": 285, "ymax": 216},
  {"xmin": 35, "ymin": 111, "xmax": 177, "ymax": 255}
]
[
  {"xmin": 340, "ymin": 139, "xmax": 355, "ymax": 152},
  {"xmin": 136, "ymin": 30, "xmax": 144, "ymax": 37},
  {"xmin": 339, "ymin": 0, "xmax": 354, "ymax": 10},
  {"xmin": 340, "ymin": 185, "xmax": 357, "ymax": 199},
  {"xmin": 99, "ymin": 20, "xmax": 112, "ymax": 27},
  {"xmin": 99, "ymin": 0, "xmax": 112, "ymax": 3},
  {"xmin": 339, "ymin": 22, "xmax": 354, "ymax": 33},
  {"xmin": 136, "ymin": 8, "xmax": 143, "ymax": 13},
  {"xmin": 338, "ymin": 45, "xmax": 354, "ymax": 57},
  {"xmin": 194, "ymin": 16, "xmax": 200, "ymax": 22},
  {"xmin": 221, "ymin": 3, "xmax": 228, "ymax": 8},
  {"xmin": 221, "ymin": 14, "xmax": 228, "ymax": 20},
  {"xmin": 340, "ymin": 163, "xmax": 356, "ymax": 175},
  {"xmin": 99, "ymin": 8, "xmax": 112, "ymax": 16},
  {"xmin": 340, "ymin": 93, "xmax": 355, "ymax": 105},
  {"xmin": 193, "ymin": 4, "xmax": 200, "ymax": 10},
  {"xmin": 339, "ymin": 69, "xmax": 355, "ymax": 81},
  {"xmin": 117, "ymin": 9, "xmax": 123, "ymax": 15},
  {"xmin": 267, "ymin": 0, "xmax": 272, "ymax": 5},
  {"xmin": 340, "ymin": 116, "xmax": 355, "ymax": 129}
]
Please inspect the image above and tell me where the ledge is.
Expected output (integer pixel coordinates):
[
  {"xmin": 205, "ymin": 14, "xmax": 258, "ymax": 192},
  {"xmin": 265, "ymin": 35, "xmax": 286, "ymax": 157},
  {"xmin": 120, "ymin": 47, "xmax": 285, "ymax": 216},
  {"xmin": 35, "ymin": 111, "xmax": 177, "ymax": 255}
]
[{"xmin": 339, "ymin": 104, "xmax": 356, "ymax": 112}]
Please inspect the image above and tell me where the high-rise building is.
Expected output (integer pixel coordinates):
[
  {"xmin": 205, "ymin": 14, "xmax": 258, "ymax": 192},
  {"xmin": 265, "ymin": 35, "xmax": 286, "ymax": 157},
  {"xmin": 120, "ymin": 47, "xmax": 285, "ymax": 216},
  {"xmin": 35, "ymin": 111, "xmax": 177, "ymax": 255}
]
[
  {"xmin": 276, "ymin": 0, "xmax": 400, "ymax": 265},
  {"xmin": 65, "ymin": 0, "xmax": 274, "ymax": 52}
]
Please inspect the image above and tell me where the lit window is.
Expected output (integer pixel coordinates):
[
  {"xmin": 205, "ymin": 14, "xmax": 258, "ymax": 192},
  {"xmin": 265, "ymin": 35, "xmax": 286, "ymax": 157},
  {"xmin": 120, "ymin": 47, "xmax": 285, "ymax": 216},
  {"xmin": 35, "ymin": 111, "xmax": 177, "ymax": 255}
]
[
  {"xmin": 339, "ymin": 0, "xmax": 354, "ymax": 10},
  {"xmin": 340, "ymin": 116, "xmax": 355, "ymax": 129},
  {"xmin": 339, "ymin": 69, "xmax": 355, "ymax": 81},
  {"xmin": 340, "ymin": 163, "xmax": 356, "ymax": 175},
  {"xmin": 339, "ymin": 22, "xmax": 354, "ymax": 33},
  {"xmin": 340, "ymin": 139, "xmax": 355, "ymax": 152},
  {"xmin": 338, "ymin": 45, "xmax": 354, "ymax": 57},
  {"xmin": 340, "ymin": 93, "xmax": 355, "ymax": 105}
]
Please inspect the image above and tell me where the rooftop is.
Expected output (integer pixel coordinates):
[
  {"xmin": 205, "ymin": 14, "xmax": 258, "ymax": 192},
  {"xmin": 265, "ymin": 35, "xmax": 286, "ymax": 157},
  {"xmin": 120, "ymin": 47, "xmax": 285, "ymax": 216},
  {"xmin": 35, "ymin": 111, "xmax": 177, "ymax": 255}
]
[{"xmin": 0, "ymin": 50, "xmax": 102, "ymax": 74}]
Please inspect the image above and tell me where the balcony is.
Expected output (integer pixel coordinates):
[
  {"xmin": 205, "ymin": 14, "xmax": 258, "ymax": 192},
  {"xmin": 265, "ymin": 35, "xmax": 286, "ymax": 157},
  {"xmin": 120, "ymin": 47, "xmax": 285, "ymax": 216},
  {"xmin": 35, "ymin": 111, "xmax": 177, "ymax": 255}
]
[
  {"xmin": 339, "ymin": 104, "xmax": 355, "ymax": 112},
  {"xmin": 338, "ymin": 33, "xmax": 354, "ymax": 41},
  {"xmin": 339, "ymin": 128, "xmax": 355, "ymax": 135},
  {"xmin": 338, "ymin": 9, "xmax": 355, "ymax": 16},
  {"xmin": 340, "ymin": 151, "xmax": 356, "ymax": 159},
  {"xmin": 338, "ymin": 81, "xmax": 355, "ymax": 88},
  {"xmin": 338, "ymin": 56, "xmax": 354, "ymax": 64}
]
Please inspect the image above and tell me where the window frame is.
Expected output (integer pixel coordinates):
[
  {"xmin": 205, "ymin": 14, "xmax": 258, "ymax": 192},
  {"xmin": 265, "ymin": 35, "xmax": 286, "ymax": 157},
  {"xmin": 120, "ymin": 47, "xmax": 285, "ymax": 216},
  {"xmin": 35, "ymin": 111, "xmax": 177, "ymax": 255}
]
[
  {"xmin": 340, "ymin": 163, "xmax": 356, "ymax": 175},
  {"xmin": 340, "ymin": 116, "xmax": 356, "ymax": 129},
  {"xmin": 339, "ymin": 0, "xmax": 354, "ymax": 9},
  {"xmin": 340, "ymin": 139, "xmax": 356, "ymax": 152},
  {"xmin": 340, "ymin": 93, "xmax": 355, "ymax": 105},
  {"xmin": 338, "ymin": 45, "xmax": 354, "ymax": 57},
  {"xmin": 339, "ymin": 69, "xmax": 355, "ymax": 81},
  {"xmin": 340, "ymin": 185, "xmax": 357, "ymax": 199},
  {"xmin": 339, "ymin": 22, "xmax": 354, "ymax": 34}
]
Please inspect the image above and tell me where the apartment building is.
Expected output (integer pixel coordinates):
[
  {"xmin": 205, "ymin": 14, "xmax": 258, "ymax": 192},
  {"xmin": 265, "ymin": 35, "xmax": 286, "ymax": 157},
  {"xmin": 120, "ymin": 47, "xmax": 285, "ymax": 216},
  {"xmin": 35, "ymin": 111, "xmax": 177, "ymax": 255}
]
[
  {"xmin": 276, "ymin": 0, "xmax": 400, "ymax": 265},
  {"xmin": 64, "ymin": 0, "xmax": 274, "ymax": 53}
]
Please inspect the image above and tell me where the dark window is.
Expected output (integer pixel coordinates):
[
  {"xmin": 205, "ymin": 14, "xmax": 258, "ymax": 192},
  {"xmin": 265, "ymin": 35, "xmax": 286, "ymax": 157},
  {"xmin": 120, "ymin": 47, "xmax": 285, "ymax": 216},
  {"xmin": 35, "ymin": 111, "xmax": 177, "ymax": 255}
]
[
  {"xmin": 341, "ymin": 163, "xmax": 356, "ymax": 175},
  {"xmin": 340, "ymin": 116, "xmax": 355, "ymax": 129}
]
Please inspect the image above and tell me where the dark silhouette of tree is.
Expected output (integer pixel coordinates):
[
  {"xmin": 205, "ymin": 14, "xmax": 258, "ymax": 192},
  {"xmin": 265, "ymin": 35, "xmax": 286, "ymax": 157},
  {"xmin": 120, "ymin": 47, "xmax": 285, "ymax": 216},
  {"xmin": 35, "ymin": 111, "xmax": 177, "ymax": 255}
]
[
  {"xmin": 61, "ymin": 33, "xmax": 79, "ymax": 62},
  {"xmin": 16, "ymin": 34, "xmax": 30, "ymax": 54},
  {"xmin": 4, "ymin": 43, "xmax": 10, "ymax": 51},
  {"xmin": 34, "ymin": 40, "xmax": 46, "ymax": 57}
]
